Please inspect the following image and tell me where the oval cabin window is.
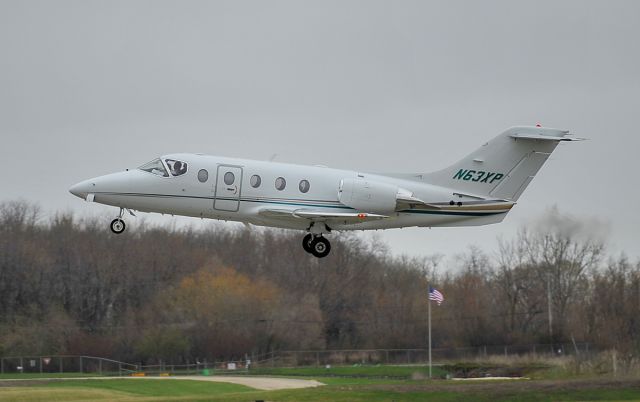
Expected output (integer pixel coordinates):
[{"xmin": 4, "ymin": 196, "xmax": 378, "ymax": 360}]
[
  {"xmin": 299, "ymin": 179, "xmax": 310, "ymax": 193},
  {"xmin": 224, "ymin": 171, "xmax": 235, "ymax": 185},
  {"xmin": 197, "ymin": 169, "xmax": 208, "ymax": 183},
  {"xmin": 250, "ymin": 175, "xmax": 261, "ymax": 188}
]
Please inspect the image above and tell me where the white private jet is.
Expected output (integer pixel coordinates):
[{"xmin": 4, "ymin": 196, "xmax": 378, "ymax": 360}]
[{"xmin": 70, "ymin": 126, "xmax": 579, "ymax": 258}]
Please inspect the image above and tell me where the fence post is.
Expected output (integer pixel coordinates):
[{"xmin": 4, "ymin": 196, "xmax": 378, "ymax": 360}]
[
  {"xmin": 504, "ymin": 346, "xmax": 507, "ymax": 358},
  {"xmin": 20, "ymin": 357, "xmax": 23, "ymax": 373},
  {"xmin": 385, "ymin": 350, "xmax": 389, "ymax": 364},
  {"xmin": 533, "ymin": 344, "xmax": 536, "ymax": 357},
  {"xmin": 79, "ymin": 356, "xmax": 83, "ymax": 373},
  {"xmin": 60, "ymin": 357, "xmax": 63, "ymax": 373},
  {"xmin": 316, "ymin": 352, "xmax": 320, "ymax": 367},
  {"xmin": 119, "ymin": 363, "xmax": 122, "ymax": 376},
  {"xmin": 99, "ymin": 359, "xmax": 102, "ymax": 375},
  {"xmin": 1, "ymin": 358, "xmax": 3, "ymax": 374},
  {"xmin": 407, "ymin": 350, "xmax": 411, "ymax": 364},
  {"xmin": 40, "ymin": 357, "xmax": 43, "ymax": 374}
]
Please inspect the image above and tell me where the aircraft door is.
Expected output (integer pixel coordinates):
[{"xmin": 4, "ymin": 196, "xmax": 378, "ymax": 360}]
[{"xmin": 214, "ymin": 165, "xmax": 243, "ymax": 212}]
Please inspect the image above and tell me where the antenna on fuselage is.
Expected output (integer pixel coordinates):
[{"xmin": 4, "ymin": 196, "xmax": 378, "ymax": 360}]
[{"xmin": 268, "ymin": 153, "xmax": 278, "ymax": 162}]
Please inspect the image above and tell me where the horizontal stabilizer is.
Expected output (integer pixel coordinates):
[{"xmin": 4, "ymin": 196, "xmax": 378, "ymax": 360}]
[{"xmin": 510, "ymin": 133, "xmax": 583, "ymax": 141}]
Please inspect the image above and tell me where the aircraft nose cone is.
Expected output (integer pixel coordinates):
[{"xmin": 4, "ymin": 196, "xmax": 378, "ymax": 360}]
[{"xmin": 69, "ymin": 180, "xmax": 93, "ymax": 200}]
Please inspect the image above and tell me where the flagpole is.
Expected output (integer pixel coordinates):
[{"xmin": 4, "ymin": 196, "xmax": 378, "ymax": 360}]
[{"xmin": 428, "ymin": 286, "xmax": 432, "ymax": 379}]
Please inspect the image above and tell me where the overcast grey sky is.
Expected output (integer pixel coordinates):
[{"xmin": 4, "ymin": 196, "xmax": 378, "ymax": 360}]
[{"xmin": 1, "ymin": 0, "xmax": 638, "ymax": 259}]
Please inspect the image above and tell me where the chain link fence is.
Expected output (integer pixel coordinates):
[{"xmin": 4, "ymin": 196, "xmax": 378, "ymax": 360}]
[
  {"xmin": 0, "ymin": 355, "xmax": 136, "ymax": 375},
  {"xmin": 0, "ymin": 356, "xmax": 252, "ymax": 376},
  {"xmin": 258, "ymin": 342, "xmax": 593, "ymax": 367},
  {"xmin": 0, "ymin": 343, "xmax": 593, "ymax": 375}
]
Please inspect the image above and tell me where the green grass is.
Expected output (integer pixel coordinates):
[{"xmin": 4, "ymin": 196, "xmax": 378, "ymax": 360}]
[
  {"xmin": 43, "ymin": 378, "xmax": 253, "ymax": 396},
  {"xmin": 0, "ymin": 379, "xmax": 254, "ymax": 401},
  {"xmin": 0, "ymin": 372, "xmax": 100, "ymax": 379},
  {"xmin": 2, "ymin": 371, "xmax": 640, "ymax": 402},
  {"xmin": 262, "ymin": 388, "xmax": 640, "ymax": 402},
  {"xmin": 200, "ymin": 378, "xmax": 640, "ymax": 402},
  {"xmin": 0, "ymin": 365, "xmax": 640, "ymax": 402},
  {"xmin": 247, "ymin": 364, "xmax": 448, "ymax": 378}
]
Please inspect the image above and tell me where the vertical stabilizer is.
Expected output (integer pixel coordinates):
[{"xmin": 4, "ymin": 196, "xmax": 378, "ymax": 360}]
[{"xmin": 423, "ymin": 126, "xmax": 575, "ymax": 201}]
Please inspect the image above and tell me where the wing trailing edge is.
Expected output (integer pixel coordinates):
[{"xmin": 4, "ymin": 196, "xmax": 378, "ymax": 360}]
[{"xmin": 259, "ymin": 208, "xmax": 387, "ymax": 224}]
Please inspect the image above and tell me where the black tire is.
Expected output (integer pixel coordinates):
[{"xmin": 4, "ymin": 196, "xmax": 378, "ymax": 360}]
[
  {"xmin": 110, "ymin": 218, "xmax": 126, "ymax": 234},
  {"xmin": 310, "ymin": 237, "xmax": 331, "ymax": 258},
  {"xmin": 302, "ymin": 234, "xmax": 314, "ymax": 253}
]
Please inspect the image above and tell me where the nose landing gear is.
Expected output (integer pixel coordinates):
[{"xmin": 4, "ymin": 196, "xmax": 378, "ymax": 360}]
[
  {"xmin": 110, "ymin": 218, "xmax": 125, "ymax": 234},
  {"xmin": 302, "ymin": 233, "xmax": 331, "ymax": 258},
  {"xmin": 110, "ymin": 208, "xmax": 126, "ymax": 234}
]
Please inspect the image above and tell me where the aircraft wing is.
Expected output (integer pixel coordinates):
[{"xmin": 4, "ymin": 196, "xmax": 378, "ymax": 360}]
[{"xmin": 259, "ymin": 208, "xmax": 388, "ymax": 224}]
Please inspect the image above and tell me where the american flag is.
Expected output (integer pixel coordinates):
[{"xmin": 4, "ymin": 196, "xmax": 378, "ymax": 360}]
[{"xmin": 428, "ymin": 286, "xmax": 444, "ymax": 305}]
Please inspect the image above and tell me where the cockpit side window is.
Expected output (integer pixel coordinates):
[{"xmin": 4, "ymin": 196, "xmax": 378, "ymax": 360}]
[
  {"xmin": 138, "ymin": 158, "xmax": 169, "ymax": 177},
  {"xmin": 165, "ymin": 159, "xmax": 188, "ymax": 177}
]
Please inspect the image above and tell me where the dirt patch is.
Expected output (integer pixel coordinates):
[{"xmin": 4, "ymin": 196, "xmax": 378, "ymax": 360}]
[{"xmin": 175, "ymin": 375, "xmax": 324, "ymax": 390}]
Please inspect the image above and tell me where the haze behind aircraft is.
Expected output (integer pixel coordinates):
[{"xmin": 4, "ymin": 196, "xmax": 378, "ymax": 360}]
[{"xmin": 69, "ymin": 125, "xmax": 580, "ymax": 258}]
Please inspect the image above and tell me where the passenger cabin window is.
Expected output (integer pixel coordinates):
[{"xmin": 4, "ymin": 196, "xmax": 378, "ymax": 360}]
[
  {"xmin": 139, "ymin": 158, "xmax": 169, "ymax": 177},
  {"xmin": 299, "ymin": 179, "xmax": 310, "ymax": 193},
  {"xmin": 165, "ymin": 159, "xmax": 188, "ymax": 176},
  {"xmin": 275, "ymin": 177, "xmax": 286, "ymax": 191},
  {"xmin": 198, "ymin": 169, "xmax": 208, "ymax": 183},
  {"xmin": 250, "ymin": 175, "xmax": 261, "ymax": 188},
  {"xmin": 224, "ymin": 171, "xmax": 235, "ymax": 185}
]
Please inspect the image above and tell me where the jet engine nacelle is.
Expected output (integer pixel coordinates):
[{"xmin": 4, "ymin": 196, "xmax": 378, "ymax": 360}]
[{"xmin": 338, "ymin": 178, "xmax": 399, "ymax": 215}]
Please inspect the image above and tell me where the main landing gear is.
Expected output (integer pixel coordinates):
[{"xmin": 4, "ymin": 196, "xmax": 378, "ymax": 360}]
[
  {"xmin": 302, "ymin": 233, "xmax": 331, "ymax": 258},
  {"xmin": 110, "ymin": 208, "xmax": 127, "ymax": 234}
]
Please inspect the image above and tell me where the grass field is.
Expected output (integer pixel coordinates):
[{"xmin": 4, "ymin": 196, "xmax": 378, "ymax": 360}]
[
  {"xmin": 1, "ymin": 365, "xmax": 640, "ymax": 401},
  {"xmin": 2, "ymin": 376, "xmax": 640, "ymax": 401},
  {"xmin": 0, "ymin": 379, "xmax": 252, "ymax": 401},
  {"xmin": 0, "ymin": 372, "xmax": 100, "ymax": 380},
  {"xmin": 246, "ymin": 364, "xmax": 449, "ymax": 378}
]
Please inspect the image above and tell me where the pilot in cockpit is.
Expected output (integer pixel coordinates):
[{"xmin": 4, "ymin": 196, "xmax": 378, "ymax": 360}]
[{"xmin": 166, "ymin": 159, "xmax": 188, "ymax": 176}]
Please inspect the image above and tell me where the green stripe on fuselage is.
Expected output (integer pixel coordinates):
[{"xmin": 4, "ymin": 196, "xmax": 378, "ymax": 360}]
[{"xmin": 95, "ymin": 192, "xmax": 505, "ymax": 217}]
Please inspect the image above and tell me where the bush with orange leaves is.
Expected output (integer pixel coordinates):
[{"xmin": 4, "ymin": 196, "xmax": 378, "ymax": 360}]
[{"xmin": 138, "ymin": 262, "xmax": 324, "ymax": 362}]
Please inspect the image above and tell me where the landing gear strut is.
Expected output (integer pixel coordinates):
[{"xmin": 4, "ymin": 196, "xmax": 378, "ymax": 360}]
[
  {"xmin": 302, "ymin": 233, "xmax": 314, "ymax": 253},
  {"xmin": 302, "ymin": 233, "xmax": 331, "ymax": 258},
  {"xmin": 110, "ymin": 208, "xmax": 126, "ymax": 234}
]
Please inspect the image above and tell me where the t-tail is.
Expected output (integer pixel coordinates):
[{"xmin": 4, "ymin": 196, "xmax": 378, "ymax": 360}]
[{"xmin": 423, "ymin": 126, "xmax": 580, "ymax": 201}]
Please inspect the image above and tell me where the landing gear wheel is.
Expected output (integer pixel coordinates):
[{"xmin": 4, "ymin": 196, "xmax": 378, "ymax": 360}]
[
  {"xmin": 110, "ymin": 218, "xmax": 126, "ymax": 234},
  {"xmin": 302, "ymin": 234, "xmax": 314, "ymax": 253},
  {"xmin": 310, "ymin": 236, "xmax": 331, "ymax": 258}
]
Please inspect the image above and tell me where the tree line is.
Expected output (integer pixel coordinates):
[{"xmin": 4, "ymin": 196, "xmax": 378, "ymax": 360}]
[{"xmin": 0, "ymin": 200, "xmax": 638, "ymax": 363}]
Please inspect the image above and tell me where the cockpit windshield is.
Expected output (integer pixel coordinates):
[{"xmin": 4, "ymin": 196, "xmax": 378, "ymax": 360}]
[
  {"xmin": 165, "ymin": 159, "xmax": 188, "ymax": 176},
  {"xmin": 138, "ymin": 158, "xmax": 169, "ymax": 177}
]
